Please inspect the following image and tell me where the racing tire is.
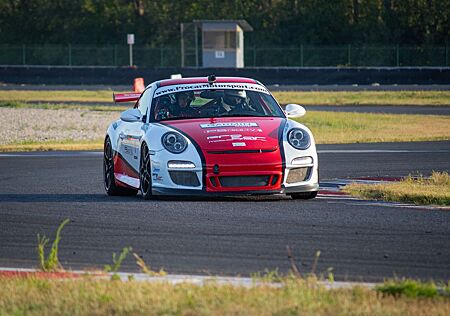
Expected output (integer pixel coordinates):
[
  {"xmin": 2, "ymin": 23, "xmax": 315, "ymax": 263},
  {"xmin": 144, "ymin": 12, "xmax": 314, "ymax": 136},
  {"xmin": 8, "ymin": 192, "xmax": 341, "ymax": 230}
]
[
  {"xmin": 140, "ymin": 143, "xmax": 154, "ymax": 200},
  {"xmin": 103, "ymin": 137, "xmax": 138, "ymax": 196},
  {"xmin": 289, "ymin": 191, "xmax": 318, "ymax": 200}
]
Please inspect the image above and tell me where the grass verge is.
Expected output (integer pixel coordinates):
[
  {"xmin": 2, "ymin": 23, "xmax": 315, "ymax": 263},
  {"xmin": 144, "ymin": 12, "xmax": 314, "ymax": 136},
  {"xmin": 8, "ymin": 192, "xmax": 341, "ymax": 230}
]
[
  {"xmin": 1, "ymin": 90, "xmax": 449, "ymax": 106},
  {"xmin": 0, "ymin": 140, "xmax": 104, "ymax": 152},
  {"xmin": 0, "ymin": 101, "xmax": 125, "ymax": 111},
  {"xmin": 298, "ymin": 111, "xmax": 450, "ymax": 144},
  {"xmin": 273, "ymin": 90, "xmax": 450, "ymax": 106},
  {"xmin": 344, "ymin": 172, "xmax": 450, "ymax": 206},
  {"xmin": 0, "ymin": 276, "xmax": 448, "ymax": 315}
]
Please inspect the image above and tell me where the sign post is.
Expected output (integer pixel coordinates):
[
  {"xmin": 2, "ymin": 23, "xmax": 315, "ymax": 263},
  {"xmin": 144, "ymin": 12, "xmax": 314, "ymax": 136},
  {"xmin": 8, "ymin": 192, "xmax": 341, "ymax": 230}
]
[{"xmin": 127, "ymin": 34, "xmax": 135, "ymax": 67}]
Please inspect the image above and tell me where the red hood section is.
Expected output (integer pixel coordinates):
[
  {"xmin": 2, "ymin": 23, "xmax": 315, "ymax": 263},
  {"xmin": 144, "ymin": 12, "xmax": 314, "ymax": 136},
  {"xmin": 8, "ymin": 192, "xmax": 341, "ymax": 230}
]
[{"xmin": 164, "ymin": 117, "xmax": 282, "ymax": 151}]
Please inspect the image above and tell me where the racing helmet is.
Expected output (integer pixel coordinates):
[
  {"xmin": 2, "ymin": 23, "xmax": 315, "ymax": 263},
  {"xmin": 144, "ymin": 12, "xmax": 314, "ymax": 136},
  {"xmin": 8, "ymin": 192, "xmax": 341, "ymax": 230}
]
[
  {"xmin": 223, "ymin": 89, "xmax": 246, "ymax": 107},
  {"xmin": 175, "ymin": 91, "xmax": 195, "ymax": 106}
]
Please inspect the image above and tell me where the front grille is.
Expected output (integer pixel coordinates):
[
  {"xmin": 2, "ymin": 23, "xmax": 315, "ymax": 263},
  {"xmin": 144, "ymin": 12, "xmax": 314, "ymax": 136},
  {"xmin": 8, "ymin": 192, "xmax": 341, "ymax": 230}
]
[
  {"xmin": 286, "ymin": 167, "xmax": 312, "ymax": 184},
  {"xmin": 169, "ymin": 171, "xmax": 200, "ymax": 187},
  {"xmin": 219, "ymin": 175, "xmax": 270, "ymax": 187}
]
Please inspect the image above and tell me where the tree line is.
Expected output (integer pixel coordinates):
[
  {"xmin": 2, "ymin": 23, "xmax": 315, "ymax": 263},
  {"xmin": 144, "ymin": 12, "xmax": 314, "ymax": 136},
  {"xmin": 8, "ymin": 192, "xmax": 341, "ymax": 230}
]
[{"xmin": 0, "ymin": 0, "xmax": 448, "ymax": 46}]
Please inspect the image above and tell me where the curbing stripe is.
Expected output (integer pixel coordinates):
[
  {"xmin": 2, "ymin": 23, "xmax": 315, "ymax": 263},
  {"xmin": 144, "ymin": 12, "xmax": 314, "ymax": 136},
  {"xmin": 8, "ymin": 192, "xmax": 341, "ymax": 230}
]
[{"xmin": 0, "ymin": 267, "xmax": 376, "ymax": 289}]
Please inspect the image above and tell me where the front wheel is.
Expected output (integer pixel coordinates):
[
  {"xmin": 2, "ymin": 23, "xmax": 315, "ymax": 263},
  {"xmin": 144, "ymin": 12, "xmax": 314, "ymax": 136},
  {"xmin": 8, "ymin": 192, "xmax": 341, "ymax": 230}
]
[
  {"xmin": 289, "ymin": 191, "xmax": 318, "ymax": 200},
  {"xmin": 140, "ymin": 143, "xmax": 154, "ymax": 200},
  {"xmin": 103, "ymin": 137, "xmax": 138, "ymax": 196}
]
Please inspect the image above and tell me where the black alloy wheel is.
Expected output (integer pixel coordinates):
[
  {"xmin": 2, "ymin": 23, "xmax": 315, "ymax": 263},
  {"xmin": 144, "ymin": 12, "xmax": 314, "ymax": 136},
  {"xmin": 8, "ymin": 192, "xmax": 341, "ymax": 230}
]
[
  {"xmin": 103, "ymin": 137, "xmax": 138, "ymax": 196},
  {"xmin": 140, "ymin": 143, "xmax": 153, "ymax": 200}
]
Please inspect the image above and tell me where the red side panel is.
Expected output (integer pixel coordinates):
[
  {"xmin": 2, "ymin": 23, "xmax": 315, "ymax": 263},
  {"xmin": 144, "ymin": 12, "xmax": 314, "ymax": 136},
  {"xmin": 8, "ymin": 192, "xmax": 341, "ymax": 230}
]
[{"xmin": 113, "ymin": 153, "xmax": 139, "ymax": 188}]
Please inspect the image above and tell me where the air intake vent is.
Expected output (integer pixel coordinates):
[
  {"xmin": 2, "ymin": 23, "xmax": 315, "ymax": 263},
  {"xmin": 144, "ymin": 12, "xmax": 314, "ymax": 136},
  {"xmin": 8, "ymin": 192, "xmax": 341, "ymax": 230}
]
[
  {"xmin": 286, "ymin": 167, "xmax": 312, "ymax": 184},
  {"xmin": 169, "ymin": 171, "xmax": 200, "ymax": 187},
  {"xmin": 219, "ymin": 176, "xmax": 270, "ymax": 187}
]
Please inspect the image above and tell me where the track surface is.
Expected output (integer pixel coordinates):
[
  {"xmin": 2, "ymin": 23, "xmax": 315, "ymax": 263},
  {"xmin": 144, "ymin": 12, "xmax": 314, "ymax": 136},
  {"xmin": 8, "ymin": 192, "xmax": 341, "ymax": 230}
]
[{"xmin": 0, "ymin": 141, "xmax": 449, "ymax": 281}]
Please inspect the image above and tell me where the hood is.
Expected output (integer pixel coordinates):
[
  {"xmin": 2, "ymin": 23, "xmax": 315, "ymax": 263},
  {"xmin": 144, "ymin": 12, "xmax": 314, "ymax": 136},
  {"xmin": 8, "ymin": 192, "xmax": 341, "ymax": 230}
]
[{"xmin": 162, "ymin": 117, "xmax": 283, "ymax": 152}]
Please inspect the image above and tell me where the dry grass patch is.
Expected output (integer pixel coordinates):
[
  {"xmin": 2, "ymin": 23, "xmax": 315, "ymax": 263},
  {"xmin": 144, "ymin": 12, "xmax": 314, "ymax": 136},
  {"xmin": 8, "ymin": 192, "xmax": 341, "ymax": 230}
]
[
  {"xmin": 0, "ymin": 90, "xmax": 113, "ymax": 103},
  {"xmin": 344, "ymin": 172, "xmax": 450, "ymax": 206},
  {"xmin": 2, "ymin": 90, "xmax": 450, "ymax": 107},
  {"xmin": 299, "ymin": 111, "xmax": 450, "ymax": 144},
  {"xmin": 273, "ymin": 91, "xmax": 450, "ymax": 106},
  {"xmin": 0, "ymin": 276, "xmax": 449, "ymax": 315}
]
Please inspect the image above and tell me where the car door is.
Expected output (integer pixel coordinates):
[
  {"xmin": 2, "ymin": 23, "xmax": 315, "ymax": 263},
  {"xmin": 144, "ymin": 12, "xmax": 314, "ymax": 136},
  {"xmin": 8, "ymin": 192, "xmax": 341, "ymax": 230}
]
[{"xmin": 116, "ymin": 87, "xmax": 151, "ymax": 180}]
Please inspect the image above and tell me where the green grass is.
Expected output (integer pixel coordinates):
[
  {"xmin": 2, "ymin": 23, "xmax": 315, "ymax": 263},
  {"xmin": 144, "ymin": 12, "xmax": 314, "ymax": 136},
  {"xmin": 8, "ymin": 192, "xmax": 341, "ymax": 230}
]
[
  {"xmin": 344, "ymin": 172, "xmax": 450, "ymax": 206},
  {"xmin": 298, "ymin": 111, "xmax": 450, "ymax": 144},
  {"xmin": 0, "ymin": 90, "xmax": 114, "ymax": 103},
  {"xmin": 0, "ymin": 276, "xmax": 448, "ymax": 315},
  {"xmin": 0, "ymin": 100, "xmax": 125, "ymax": 111},
  {"xmin": 37, "ymin": 219, "xmax": 69, "ymax": 272},
  {"xmin": 273, "ymin": 90, "xmax": 450, "ymax": 106},
  {"xmin": 376, "ymin": 279, "xmax": 450, "ymax": 298},
  {"xmin": 0, "ymin": 139, "xmax": 104, "ymax": 152},
  {"xmin": 1, "ymin": 90, "xmax": 450, "ymax": 106}
]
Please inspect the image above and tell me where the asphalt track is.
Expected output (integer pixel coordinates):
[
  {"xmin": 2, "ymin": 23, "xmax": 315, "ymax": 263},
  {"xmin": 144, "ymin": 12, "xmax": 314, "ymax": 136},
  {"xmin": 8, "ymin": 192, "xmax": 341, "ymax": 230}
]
[{"xmin": 0, "ymin": 141, "xmax": 449, "ymax": 281}]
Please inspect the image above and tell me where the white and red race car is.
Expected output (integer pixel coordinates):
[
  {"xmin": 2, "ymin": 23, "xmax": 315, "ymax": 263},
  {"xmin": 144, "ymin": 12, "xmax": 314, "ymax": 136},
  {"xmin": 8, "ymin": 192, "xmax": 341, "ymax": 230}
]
[{"xmin": 104, "ymin": 76, "xmax": 318, "ymax": 199}]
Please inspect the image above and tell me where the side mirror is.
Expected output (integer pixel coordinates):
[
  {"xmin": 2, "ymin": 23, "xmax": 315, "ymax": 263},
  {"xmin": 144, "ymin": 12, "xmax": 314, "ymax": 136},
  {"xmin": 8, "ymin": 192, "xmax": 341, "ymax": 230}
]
[
  {"xmin": 285, "ymin": 104, "xmax": 306, "ymax": 118},
  {"xmin": 120, "ymin": 108, "xmax": 142, "ymax": 122}
]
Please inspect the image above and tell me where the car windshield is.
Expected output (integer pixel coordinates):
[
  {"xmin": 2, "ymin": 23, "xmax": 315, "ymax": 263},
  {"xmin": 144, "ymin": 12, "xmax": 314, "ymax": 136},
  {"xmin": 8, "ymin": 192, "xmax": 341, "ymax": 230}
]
[{"xmin": 151, "ymin": 88, "xmax": 284, "ymax": 121}]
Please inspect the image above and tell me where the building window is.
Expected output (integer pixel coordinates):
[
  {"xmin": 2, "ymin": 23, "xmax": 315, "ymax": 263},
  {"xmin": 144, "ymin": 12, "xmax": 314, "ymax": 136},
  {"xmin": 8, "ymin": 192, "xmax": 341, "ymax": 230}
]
[{"xmin": 203, "ymin": 31, "xmax": 237, "ymax": 49}]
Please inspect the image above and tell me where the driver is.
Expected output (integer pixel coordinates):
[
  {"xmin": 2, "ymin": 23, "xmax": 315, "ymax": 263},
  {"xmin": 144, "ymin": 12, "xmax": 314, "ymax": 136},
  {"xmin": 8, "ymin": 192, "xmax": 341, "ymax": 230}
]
[
  {"xmin": 222, "ymin": 89, "xmax": 247, "ymax": 113},
  {"xmin": 154, "ymin": 96, "xmax": 173, "ymax": 120},
  {"xmin": 173, "ymin": 91, "xmax": 197, "ymax": 118}
]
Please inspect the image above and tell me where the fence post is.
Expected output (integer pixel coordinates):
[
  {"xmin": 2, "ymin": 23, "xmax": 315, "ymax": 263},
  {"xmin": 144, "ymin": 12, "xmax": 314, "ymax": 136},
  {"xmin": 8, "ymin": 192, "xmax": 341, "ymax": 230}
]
[
  {"xmin": 114, "ymin": 45, "xmax": 117, "ymax": 66},
  {"xmin": 348, "ymin": 44, "xmax": 351, "ymax": 66},
  {"xmin": 22, "ymin": 44, "xmax": 26, "ymax": 65},
  {"xmin": 396, "ymin": 45, "xmax": 400, "ymax": 67},
  {"xmin": 68, "ymin": 44, "xmax": 72, "ymax": 66},
  {"xmin": 300, "ymin": 44, "xmax": 304, "ymax": 67},
  {"xmin": 160, "ymin": 46, "xmax": 164, "ymax": 67},
  {"xmin": 446, "ymin": 44, "xmax": 448, "ymax": 67},
  {"xmin": 253, "ymin": 46, "xmax": 256, "ymax": 66}
]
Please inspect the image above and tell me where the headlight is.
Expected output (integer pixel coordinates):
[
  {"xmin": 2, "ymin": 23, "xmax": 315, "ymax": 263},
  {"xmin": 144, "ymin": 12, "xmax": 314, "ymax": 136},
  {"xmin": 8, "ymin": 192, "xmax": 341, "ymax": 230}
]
[
  {"xmin": 287, "ymin": 128, "xmax": 311, "ymax": 150},
  {"xmin": 162, "ymin": 132, "xmax": 187, "ymax": 154}
]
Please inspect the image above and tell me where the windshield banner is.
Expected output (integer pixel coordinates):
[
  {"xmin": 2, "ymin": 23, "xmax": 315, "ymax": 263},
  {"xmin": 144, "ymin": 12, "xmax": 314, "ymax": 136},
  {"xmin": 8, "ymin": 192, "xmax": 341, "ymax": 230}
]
[{"xmin": 154, "ymin": 82, "xmax": 270, "ymax": 98}]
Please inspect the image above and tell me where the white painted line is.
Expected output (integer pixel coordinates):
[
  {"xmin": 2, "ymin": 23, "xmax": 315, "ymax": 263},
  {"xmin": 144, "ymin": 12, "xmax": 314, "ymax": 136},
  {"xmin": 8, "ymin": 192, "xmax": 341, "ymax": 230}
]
[
  {"xmin": 0, "ymin": 149, "xmax": 449, "ymax": 157},
  {"xmin": 318, "ymin": 149, "xmax": 450, "ymax": 153},
  {"xmin": 0, "ymin": 152, "xmax": 103, "ymax": 157},
  {"xmin": 0, "ymin": 267, "xmax": 376, "ymax": 289}
]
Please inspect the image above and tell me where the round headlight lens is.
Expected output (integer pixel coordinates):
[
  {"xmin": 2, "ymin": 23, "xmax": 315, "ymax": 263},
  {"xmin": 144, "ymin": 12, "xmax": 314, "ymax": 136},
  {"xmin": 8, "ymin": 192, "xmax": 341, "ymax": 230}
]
[
  {"xmin": 288, "ymin": 128, "xmax": 311, "ymax": 150},
  {"xmin": 162, "ymin": 132, "xmax": 187, "ymax": 154}
]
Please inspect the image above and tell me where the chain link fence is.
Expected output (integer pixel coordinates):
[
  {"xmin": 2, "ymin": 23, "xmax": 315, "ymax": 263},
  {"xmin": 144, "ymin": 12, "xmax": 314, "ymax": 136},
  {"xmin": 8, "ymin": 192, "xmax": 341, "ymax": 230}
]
[{"xmin": 0, "ymin": 44, "xmax": 448, "ymax": 67}]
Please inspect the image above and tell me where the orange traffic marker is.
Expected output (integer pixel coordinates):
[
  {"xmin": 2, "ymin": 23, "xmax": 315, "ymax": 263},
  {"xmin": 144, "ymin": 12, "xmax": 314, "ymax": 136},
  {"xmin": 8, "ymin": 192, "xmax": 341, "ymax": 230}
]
[{"xmin": 133, "ymin": 77, "xmax": 145, "ymax": 93}]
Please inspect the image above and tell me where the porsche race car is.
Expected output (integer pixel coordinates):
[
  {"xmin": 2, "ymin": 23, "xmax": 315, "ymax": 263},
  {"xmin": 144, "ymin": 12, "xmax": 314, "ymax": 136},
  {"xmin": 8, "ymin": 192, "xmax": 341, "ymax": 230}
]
[{"xmin": 104, "ymin": 76, "xmax": 319, "ymax": 199}]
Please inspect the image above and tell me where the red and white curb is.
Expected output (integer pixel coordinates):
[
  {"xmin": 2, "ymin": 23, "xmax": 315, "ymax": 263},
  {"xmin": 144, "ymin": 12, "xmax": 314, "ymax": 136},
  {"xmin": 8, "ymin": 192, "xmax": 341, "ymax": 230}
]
[{"xmin": 0, "ymin": 267, "xmax": 376, "ymax": 289}]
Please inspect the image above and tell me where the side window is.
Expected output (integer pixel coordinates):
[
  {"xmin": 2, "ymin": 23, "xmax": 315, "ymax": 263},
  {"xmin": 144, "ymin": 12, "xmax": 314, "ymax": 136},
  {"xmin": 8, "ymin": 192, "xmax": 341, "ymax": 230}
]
[{"xmin": 137, "ymin": 87, "xmax": 152, "ymax": 118}]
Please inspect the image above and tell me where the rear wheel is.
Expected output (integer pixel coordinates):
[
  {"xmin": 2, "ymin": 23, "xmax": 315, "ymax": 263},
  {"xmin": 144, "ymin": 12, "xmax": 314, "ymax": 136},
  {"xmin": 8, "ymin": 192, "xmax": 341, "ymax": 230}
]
[
  {"xmin": 103, "ymin": 137, "xmax": 138, "ymax": 196},
  {"xmin": 289, "ymin": 191, "xmax": 318, "ymax": 200},
  {"xmin": 140, "ymin": 143, "xmax": 154, "ymax": 200}
]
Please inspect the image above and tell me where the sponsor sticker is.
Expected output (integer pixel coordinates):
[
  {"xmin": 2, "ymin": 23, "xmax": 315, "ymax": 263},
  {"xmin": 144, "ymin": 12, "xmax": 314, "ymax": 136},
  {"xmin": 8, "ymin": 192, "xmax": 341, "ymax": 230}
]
[
  {"xmin": 207, "ymin": 134, "xmax": 267, "ymax": 143},
  {"xmin": 232, "ymin": 142, "xmax": 246, "ymax": 147},
  {"xmin": 200, "ymin": 122, "xmax": 258, "ymax": 129}
]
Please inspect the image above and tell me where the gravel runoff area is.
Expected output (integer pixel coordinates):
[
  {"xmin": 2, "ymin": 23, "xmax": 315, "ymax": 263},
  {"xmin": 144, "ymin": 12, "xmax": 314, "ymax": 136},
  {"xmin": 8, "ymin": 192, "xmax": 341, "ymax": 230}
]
[{"xmin": 0, "ymin": 108, "xmax": 117, "ymax": 145}]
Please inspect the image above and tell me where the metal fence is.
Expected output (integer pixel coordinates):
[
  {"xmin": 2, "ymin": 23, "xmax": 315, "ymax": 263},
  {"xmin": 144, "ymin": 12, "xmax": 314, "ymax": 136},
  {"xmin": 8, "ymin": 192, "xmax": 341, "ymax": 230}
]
[{"xmin": 0, "ymin": 44, "xmax": 448, "ymax": 67}]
